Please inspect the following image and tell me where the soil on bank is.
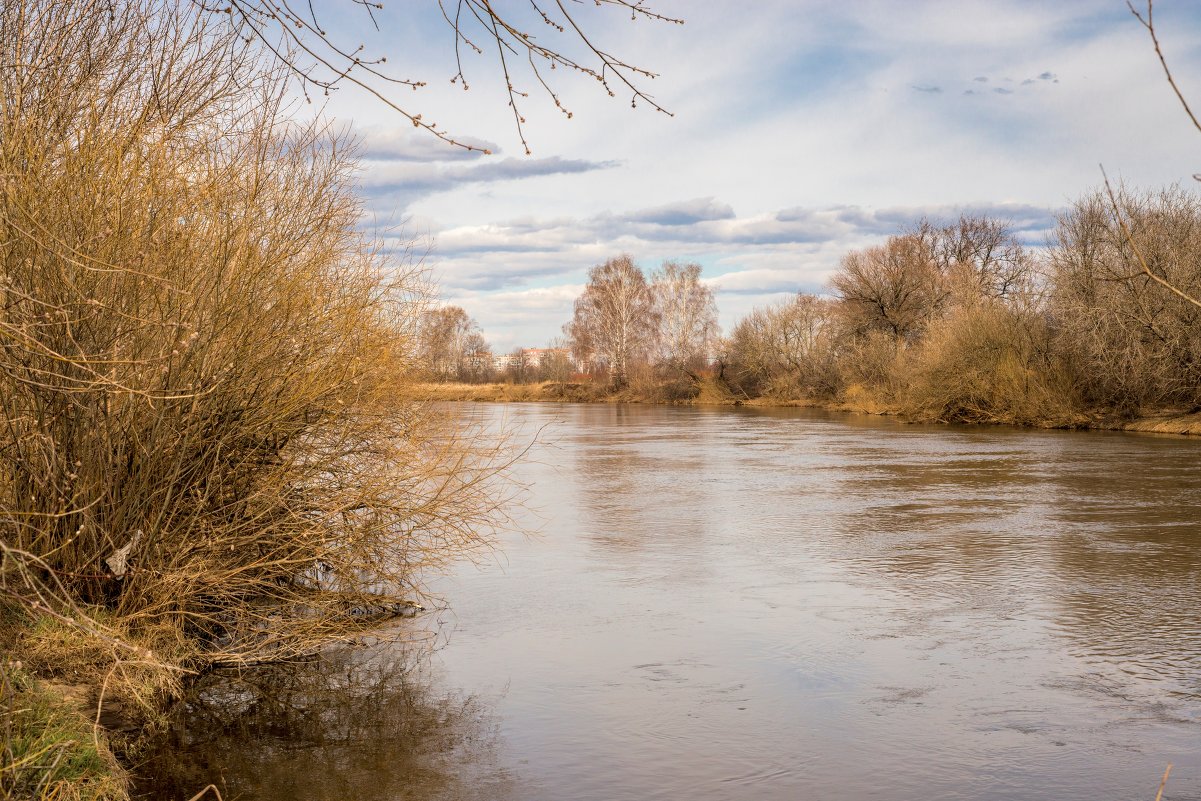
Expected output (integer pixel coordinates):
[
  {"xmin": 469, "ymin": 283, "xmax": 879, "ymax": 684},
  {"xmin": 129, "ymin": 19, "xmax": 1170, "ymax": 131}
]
[{"xmin": 412, "ymin": 381, "xmax": 1201, "ymax": 436}]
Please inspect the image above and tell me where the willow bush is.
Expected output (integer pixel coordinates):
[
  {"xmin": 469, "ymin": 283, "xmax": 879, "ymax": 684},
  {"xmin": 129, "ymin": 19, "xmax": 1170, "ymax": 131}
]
[
  {"xmin": 897, "ymin": 302, "xmax": 1076, "ymax": 426},
  {"xmin": 1048, "ymin": 187, "xmax": 1201, "ymax": 414},
  {"xmin": 0, "ymin": 0, "xmax": 511, "ymax": 672}
]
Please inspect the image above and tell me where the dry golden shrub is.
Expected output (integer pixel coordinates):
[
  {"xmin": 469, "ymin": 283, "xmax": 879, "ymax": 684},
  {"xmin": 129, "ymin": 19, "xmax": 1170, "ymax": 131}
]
[
  {"xmin": 834, "ymin": 329, "xmax": 904, "ymax": 404},
  {"xmin": 898, "ymin": 302, "xmax": 1078, "ymax": 426},
  {"xmin": 0, "ymin": 0, "xmax": 514, "ymax": 672}
]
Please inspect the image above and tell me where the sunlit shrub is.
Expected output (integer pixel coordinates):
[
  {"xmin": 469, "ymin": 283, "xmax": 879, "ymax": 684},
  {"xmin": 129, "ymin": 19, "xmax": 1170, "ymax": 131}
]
[
  {"xmin": 1048, "ymin": 187, "xmax": 1201, "ymax": 414},
  {"xmin": 899, "ymin": 303, "xmax": 1077, "ymax": 425},
  {"xmin": 0, "ymin": 0, "xmax": 512, "ymax": 671}
]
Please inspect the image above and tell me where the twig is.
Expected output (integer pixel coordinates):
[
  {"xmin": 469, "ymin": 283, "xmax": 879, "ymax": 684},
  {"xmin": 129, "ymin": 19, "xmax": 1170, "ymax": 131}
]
[
  {"xmin": 186, "ymin": 784, "xmax": 224, "ymax": 801},
  {"xmin": 1128, "ymin": 2, "xmax": 1201, "ymax": 138},
  {"xmin": 1153, "ymin": 763, "xmax": 1172, "ymax": 801}
]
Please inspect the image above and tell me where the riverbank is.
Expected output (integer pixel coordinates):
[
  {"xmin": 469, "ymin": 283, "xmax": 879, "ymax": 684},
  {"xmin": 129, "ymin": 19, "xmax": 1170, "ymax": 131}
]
[
  {"xmin": 0, "ymin": 602, "xmax": 184, "ymax": 801},
  {"xmin": 414, "ymin": 381, "xmax": 1201, "ymax": 436},
  {"xmin": 0, "ymin": 664, "xmax": 129, "ymax": 801}
]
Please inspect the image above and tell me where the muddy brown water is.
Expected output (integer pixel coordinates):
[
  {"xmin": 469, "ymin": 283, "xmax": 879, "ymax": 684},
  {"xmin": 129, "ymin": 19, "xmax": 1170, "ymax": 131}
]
[{"xmin": 135, "ymin": 403, "xmax": 1201, "ymax": 801}]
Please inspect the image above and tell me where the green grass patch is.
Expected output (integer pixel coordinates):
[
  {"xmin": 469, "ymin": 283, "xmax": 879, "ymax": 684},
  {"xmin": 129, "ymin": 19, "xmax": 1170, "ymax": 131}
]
[{"xmin": 1, "ymin": 665, "xmax": 128, "ymax": 801}]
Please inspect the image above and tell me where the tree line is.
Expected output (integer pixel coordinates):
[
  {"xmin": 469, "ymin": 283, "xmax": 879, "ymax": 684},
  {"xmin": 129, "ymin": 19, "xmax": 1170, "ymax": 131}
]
[
  {"xmin": 418, "ymin": 257, "xmax": 721, "ymax": 393},
  {"xmin": 426, "ymin": 189, "xmax": 1201, "ymax": 424},
  {"xmin": 727, "ymin": 189, "xmax": 1201, "ymax": 425}
]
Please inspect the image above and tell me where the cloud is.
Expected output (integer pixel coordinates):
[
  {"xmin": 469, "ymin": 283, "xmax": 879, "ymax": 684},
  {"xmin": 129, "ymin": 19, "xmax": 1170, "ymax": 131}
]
[
  {"xmin": 707, "ymin": 268, "xmax": 820, "ymax": 296},
  {"xmin": 993, "ymin": 87, "xmax": 1014, "ymax": 95},
  {"xmin": 425, "ymin": 199, "xmax": 1061, "ymax": 291},
  {"xmin": 352, "ymin": 125, "xmax": 498, "ymax": 161},
  {"xmin": 467, "ymin": 156, "xmax": 619, "ymax": 183},
  {"xmin": 973, "ymin": 76, "xmax": 989, "ymax": 83},
  {"xmin": 442, "ymin": 284, "xmax": 586, "ymax": 346},
  {"xmin": 357, "ymin": 155, "xmax": 619, "ymax": 208},
  {"xmin": 623, "ymin": 197, "xmax": 736, "ymax": 226},
  {"xmin": 461, "ymin": 201, "xmax": 1056, "ymax": 259},
  {"xmin": 912, "ymin": 84, "xmax": 943, "ymax": 94}
]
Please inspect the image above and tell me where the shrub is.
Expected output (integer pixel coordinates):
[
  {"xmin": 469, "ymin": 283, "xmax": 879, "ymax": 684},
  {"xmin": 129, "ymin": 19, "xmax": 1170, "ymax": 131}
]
[
  {"xmin": 0, "ymin": 0, "xmax": 511, "ymax": 670},
  {"xmin": 899, "ymin": 303, "xmax": 1077, "ymax": 426},
  {"xmin": 1048, "ymin": 187, "xmax": 1201, "ymax": 413}
]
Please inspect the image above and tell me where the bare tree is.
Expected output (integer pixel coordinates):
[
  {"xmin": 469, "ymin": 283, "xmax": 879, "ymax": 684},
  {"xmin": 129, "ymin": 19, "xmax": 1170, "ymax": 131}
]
[
  {"xmin": 461, "ymin": 330, "xmax": 494, "ymax": 383},
  {"xmin": 919, "ymin": 215, "xmax": 1034, "ymax": 304},
  {"xmin": 536, "ymin": 339, "xmax": 576, "ymax": 383},
  {"xmin": 500, "ymin": 347, "xmax": 530, "ymax": 383},
  {"xmin": 418, "ymin": 305, "xmax": 485, "ymax": 380},
  {"xmin": 650, "ymin": 261, "xmax": 719, "ymax": 379},
  {"xmin": 565, "ymin": 255, "xmax": 658, "ymax": 388},
  {"xmin": 727, "ymin": 294, "xmax": 838, "ymax": 397},
  {"xmin": 1048, "ymin": 187, "xmax": 1201, "ymax": 412},
  {"xmin": 831, "ymin": 234, "xmax": 946, "ymax": 344},
  {"xmin": 1103, "ymin": 1, "xmax": 1201, "ymax": 311}
]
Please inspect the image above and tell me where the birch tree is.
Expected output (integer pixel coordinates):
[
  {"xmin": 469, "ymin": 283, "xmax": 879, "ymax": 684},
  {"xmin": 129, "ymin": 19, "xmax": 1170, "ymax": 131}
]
[
  {"xmin": 651, "ymin": 261, "xmax": 720, "ymax": 378},
  {"xmin": 565, "ymin": 255, "xmax": 658, "ymax": 388}
]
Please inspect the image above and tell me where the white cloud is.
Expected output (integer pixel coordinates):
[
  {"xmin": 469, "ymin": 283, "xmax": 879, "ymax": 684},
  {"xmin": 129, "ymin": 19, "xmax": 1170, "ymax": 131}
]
[
  {"xmin": 353, "ymin": 125, "xmax": 498, "ymax": 161},
  {"xmin": 312, "ymin": 0, "xmax": 1201, "ymax": 350}
]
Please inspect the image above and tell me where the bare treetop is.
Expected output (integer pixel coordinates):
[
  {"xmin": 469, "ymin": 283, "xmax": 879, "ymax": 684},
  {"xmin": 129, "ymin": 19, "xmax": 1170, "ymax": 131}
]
[{"xmin": 204, "ymin": 0, "xmax": 684, "ymax": 154}]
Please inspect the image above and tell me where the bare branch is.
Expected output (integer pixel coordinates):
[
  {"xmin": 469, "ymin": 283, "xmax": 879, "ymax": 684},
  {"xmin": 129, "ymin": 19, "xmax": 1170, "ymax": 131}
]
[{"xmin": 197, "ymin": 0, "xmax": 683, "ymax": 152}]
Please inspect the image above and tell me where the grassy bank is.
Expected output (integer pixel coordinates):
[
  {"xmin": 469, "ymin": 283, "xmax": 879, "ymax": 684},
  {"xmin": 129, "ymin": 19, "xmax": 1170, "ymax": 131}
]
[
  {"xmin": 414, "ymin": 381, "xmax": 1201, "ymax": 436},
  {"xmin": 0, "ymin": 598, "xmax": 195, "ymax": 800},
  {"xmin": 1, "ymin": 664, "xmax": 128, "ymax": 801}
]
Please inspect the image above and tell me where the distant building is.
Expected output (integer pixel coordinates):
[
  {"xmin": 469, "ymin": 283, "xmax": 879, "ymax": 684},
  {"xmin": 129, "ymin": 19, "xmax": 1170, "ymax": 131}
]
[
  {"xmin": 522, "ymin": 347, "xmax": 570, "ymax": 368},
  {"xmin": 465, "ymin": 350, "xmax": 494, "ymax": 370},
  {"xmin": 490, "ymin": 347, "xmax": 579, "ymax": 372}
]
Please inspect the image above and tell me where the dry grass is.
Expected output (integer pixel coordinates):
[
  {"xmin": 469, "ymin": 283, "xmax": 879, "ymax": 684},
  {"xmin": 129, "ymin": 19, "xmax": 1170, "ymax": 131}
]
[
  {"xmin": 412, "ymin": 381, "xmax": 609, "ymax": 403},
  {"xmin": 1118, "ymin": 410, "xmax": 1201, "ymax": 435}
]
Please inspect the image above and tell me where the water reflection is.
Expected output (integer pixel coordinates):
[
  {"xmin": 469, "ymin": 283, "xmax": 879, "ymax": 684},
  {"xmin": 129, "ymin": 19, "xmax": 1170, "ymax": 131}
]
[
  {"xmin": 133, "ymin": 632, "xmax": 510, "ymax": 801},
  {"xmin": 136, "ymin": 404, "xmax": 1201, "ymax": 801}
]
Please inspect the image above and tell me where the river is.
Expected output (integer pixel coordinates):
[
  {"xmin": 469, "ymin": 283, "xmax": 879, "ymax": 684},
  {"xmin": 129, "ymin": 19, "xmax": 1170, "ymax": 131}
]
[{"xmin": 135, "ymin": 403, "xmax": 1201, "ymax": 801}]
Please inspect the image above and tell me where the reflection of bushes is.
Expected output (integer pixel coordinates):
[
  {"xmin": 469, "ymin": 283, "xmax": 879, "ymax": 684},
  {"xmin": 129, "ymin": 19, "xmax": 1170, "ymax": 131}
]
[{"xmin": 134, "ymin": 644, "xmax": 503, "ymax": 801}]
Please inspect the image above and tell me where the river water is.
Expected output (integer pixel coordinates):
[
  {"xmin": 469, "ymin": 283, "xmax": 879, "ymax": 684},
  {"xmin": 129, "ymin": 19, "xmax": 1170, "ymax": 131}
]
[{"xmin": 136, "ymin": 404, "xmax": 1201, "ymax": 801}]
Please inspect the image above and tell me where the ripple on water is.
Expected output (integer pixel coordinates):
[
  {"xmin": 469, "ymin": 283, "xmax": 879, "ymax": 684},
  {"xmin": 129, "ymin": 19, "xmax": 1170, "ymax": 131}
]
[{"xmin": 135, "ymin": 404, "xmax": 1201, "ymax": 801}]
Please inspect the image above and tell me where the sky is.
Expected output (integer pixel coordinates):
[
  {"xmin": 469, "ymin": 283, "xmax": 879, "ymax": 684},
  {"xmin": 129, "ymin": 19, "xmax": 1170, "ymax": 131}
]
[{"xmin": 305, "ymin": 0, "xmax": 1201, "ymax": 352}]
